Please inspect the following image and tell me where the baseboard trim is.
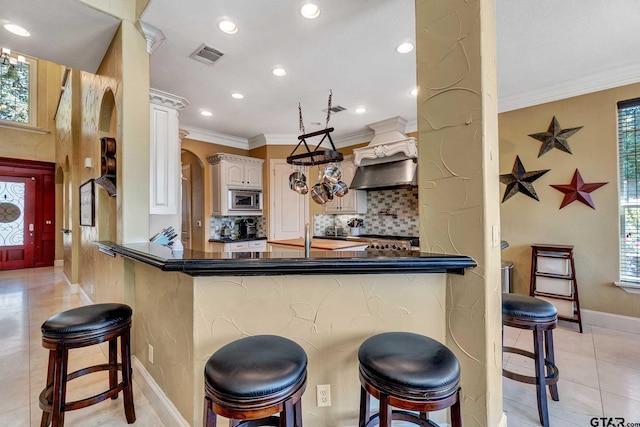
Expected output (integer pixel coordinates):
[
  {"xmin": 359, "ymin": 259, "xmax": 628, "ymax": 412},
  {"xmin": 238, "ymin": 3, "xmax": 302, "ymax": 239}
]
[
  {"xmin": 53, "ymin": 259, "xmax": 63, "ymax": 267},
  {"xmin": 132, "ymin": 356, "xmax": 190, "ymax": 427},
  {"xmin": 61, "ymin": 271, "xmax": 78, "ymax": 294},
  {"xmin": 77, "ymin": 284, "xmax": 93, "ymax": 306},
  {"xmin": 498, "ymin": 412, "xmax": 508, "ymax": 427},
  {"xmin": 581, "ymin": 309, "xmax": 640, "ymax": 334}
]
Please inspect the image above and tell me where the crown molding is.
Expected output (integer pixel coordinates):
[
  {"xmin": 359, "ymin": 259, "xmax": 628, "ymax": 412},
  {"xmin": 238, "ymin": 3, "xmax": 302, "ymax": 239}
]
[
  {"xmin": 498, "ymin": 63, "xmax": 640, "ymax": 113},
  {"xmin": 150, "ymin": 88, "xmax": 189, "ymax": 110},
  {"xmin": 333, "ymin": 129, "xmax": 374, "ymax": 148},
  {"xmin": 136, "ymin": 19, "xmax": 166, "ymax": 54},
  {"xmin": 248, "ymin": 134, "xmax": 298, "ymax": 150},
  {"xmin": 181, "ymin": 125, "xmax": 249, "ymax": 150}
]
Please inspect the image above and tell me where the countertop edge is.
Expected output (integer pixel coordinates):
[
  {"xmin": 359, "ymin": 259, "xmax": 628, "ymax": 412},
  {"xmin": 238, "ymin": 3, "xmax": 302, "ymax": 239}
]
[{"xmin": 97, "ymin": 241, "xmax": 477, "ymax": 277}]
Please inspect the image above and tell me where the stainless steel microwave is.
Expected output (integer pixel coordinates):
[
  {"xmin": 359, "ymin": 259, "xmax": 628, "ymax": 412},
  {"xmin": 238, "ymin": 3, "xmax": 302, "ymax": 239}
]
[{"xmin": 228, "ymin": 189, "xmax": 262, "ymax": 211}]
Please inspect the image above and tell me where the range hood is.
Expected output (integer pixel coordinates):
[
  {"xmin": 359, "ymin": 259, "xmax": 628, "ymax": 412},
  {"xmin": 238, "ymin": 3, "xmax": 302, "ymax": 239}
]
[{"xmin": 349, "ymin": 116, "xmax": 418, "ymax": 190}]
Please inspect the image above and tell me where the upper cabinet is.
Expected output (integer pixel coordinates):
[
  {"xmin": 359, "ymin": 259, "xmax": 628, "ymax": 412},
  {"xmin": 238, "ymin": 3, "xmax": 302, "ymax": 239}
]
[
  {"xmin": 324, "ymin": 155, "xmax": 367, "ymax": 214},
  {"xmin": 207, "ymin": 153, "xmax": 265, "ymax": 216},
  {"xmin": 149, "ymin": 89, "xmax": 189, "ymax": 215},
  {"xmin": 223, "ymin": 157, "xmax": 263, "ymax": 189}
]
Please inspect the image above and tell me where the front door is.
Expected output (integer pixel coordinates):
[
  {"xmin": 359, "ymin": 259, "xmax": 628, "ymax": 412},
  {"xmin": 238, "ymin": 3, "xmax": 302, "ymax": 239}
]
[{"xmin": 0, "ymin": 176, "xmax": 35, "ymax": 270}]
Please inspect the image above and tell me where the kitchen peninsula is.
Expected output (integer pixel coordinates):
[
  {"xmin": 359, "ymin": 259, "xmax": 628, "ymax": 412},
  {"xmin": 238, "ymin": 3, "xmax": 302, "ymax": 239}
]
[{"xmin": 98, "ymin": 242, "xmax": 475, "ymax": 426}]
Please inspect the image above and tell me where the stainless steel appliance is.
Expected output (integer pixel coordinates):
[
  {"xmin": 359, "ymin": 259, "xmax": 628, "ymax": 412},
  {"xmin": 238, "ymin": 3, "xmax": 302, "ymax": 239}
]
[
  {"xmin": 228, "ymin": 189, "xmax": 262, "ymax": 212},
  {"xmin": 245, "ymin": 218, "xmax": 257, "ymax": 237}
]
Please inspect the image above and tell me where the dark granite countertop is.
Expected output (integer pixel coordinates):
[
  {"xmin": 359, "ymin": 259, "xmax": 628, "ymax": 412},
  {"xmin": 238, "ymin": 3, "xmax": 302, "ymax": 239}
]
[
  {"xmin": 208, "ymin": 237, "xmax": 267, "ymax": 243},
  {"xmin": 97, "ymin": 241, "xmax": 476, "ymax": 277}
]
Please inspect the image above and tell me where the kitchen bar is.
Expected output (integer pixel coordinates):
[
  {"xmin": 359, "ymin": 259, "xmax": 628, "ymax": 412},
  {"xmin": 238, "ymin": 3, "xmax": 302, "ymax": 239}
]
[{"xmin": 98, "ymin": 241, "xmax": 475, "ymax": 425}]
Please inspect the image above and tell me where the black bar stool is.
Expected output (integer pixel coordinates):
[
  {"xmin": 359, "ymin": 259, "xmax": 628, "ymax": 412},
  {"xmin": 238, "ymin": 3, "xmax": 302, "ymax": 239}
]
[
  {"xmin": 358, "ymin": 332, "xmax": 462, "ymax": 427},
  {"xmin": 502, "ymin": 293, "xmax": 559, "ymax": 427},
  {"xmin": 39, "ymin": 303, "xmax": 135, "ymax": 427},
  {"xmin": 203, "ymin": 335, "xmax": 307, "ymax": 427}
]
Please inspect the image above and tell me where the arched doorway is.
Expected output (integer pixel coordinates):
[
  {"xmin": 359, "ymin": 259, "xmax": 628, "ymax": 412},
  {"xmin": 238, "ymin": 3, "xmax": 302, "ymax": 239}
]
[{"xmin": 180, "ymin": 149, "xmax": 204, "ymax": 250}]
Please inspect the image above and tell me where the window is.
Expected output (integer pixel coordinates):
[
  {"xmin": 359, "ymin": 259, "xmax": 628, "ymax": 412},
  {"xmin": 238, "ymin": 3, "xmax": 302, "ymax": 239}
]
[
  {"xmin": 0, "ymin": 52, "xmax": 37, "ymax": 127},
  {"xmin": 618, "ymin": 97, "xmax": 640, "ymax": 283}
]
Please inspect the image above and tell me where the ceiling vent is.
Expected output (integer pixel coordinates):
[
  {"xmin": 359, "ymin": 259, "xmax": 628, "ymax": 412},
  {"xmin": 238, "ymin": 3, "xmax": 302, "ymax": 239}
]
[
  {"xmin": 190, "ymin": 44, "xmax": 224, "ymax": 66},
  {"xmin": 323, "ymin": 105, "xmax": 347, "ymax": 113}
]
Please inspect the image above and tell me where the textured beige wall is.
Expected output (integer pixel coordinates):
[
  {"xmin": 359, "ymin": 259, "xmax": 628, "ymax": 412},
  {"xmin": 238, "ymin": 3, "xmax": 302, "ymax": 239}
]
[
  {"xmin": 416, "ymin": 0, "xmax": 503, "ymax": 425},
  {"xmin": 499, "ymin": 82, "xmax": 640, "ymax": 318},
  {"xmin": 133, "ymin": 262, "xmax": 195, "ymax": 423},
  {"xmin": 130, "ymin": 262, "xmax": 447, "ymax": 426},
  {"xmin": 0, "ymin": 61, "xmax": 59, "ymax": 162}
]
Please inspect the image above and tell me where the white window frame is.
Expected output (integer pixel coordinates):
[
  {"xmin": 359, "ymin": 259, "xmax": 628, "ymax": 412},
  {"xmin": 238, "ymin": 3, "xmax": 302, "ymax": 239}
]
[
  {"xmin": 0, "ymin": 53, "xmax": 38, "ymax": 129},
  {"xmin": 616, "ymin": 98, "xmax": 640, "ymax": 291}
]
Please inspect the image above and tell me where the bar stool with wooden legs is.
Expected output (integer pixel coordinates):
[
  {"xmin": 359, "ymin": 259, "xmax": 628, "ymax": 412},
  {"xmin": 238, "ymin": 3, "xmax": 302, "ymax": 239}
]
[
  {"xmin": 358, "ymin": 332, "xmax": 463, "ymax": 427},
  {"xmin": 203, "ymin": 335, "xmax": 307, "ymax": 427},
  {"xmin": 502, "ymin": 293, "xmax": 559, "ymax": 427},
  {"xmin": 39, "ymin": 303, "xmax": 135, "ymax": 427}
]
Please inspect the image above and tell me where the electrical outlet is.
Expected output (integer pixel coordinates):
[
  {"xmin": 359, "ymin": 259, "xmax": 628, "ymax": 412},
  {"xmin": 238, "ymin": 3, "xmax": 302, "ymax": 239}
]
[
  {"xmin": 316, "ymin": 384, "xmax": 331, "ymax": 407},
  {"xmin": 148, "ymin": 344, "xmax": 154, "ymax": 364}
]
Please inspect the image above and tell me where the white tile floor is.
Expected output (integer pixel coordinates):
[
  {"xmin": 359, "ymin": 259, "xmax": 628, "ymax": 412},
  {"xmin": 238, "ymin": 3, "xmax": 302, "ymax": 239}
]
[{"xmin": 0, "ymin": 266, "xmax": 638, "ymax": 426}]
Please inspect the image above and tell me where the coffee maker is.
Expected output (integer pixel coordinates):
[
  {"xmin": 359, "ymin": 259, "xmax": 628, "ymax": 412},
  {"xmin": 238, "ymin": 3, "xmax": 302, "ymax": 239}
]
[
  {"xmin": 245, "ymin": 218, "xmax": 257, "ymax": 237},
  {"xmin": 235, "ymin": 219, "xmax": 248, "ymax": 238}
]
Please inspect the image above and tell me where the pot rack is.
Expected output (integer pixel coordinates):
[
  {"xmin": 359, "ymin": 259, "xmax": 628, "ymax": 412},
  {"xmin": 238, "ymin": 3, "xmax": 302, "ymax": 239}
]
[{"xmin": 286, "ymin": 90, "xmax": 344, "ymax": 166}]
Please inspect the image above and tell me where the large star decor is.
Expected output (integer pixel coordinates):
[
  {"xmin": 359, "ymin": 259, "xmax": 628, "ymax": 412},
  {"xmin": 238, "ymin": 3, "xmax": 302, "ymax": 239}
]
[
  {"xmin": 550, "ymin": 169, "xmax": 608, "ymax": 210},
  {"xmin": 500, "ymin": 156, "xmax": 550, "ymax": 203},
  {"xmin": 528, "ymin": 116, "xmax": 583, "ymax": 157}
]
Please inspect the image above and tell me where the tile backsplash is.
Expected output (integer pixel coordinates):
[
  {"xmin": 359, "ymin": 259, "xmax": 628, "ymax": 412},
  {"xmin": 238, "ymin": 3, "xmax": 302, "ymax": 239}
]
[
  {"xmin": 210, "ymin": 215, "xmax": 266, "ymax": 238},
  {"xmin": 314, "ymin": 188, "xmax": 419, "ymax": 237}
]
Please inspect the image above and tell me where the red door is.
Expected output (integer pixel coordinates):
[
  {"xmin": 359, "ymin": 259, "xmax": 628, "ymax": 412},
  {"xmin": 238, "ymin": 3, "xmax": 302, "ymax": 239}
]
[{"xmin": 0, "ymin": 176, "xmax": 35, "ymax": 270}]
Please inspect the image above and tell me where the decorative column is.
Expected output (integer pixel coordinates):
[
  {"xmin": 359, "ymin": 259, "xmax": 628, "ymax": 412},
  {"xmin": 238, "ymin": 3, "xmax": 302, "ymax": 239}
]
[
  {"xmin": 416, "ymin": 0, "xmax": 503, "ymax": 426},
  {"xmin": 149, "ymin": 89, "xmax": 189, "ymax": 239}
]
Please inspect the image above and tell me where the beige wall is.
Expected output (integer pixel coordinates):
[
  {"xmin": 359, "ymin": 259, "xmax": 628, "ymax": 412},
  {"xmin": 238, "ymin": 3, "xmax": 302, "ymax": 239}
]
[
  {"xmin": 499, "ymin": 82, "xmax": 640, "ymax": 318},
  {"xmin": 131, "ymin": 261, "xmax": 447, "ymax": 426},
  {"xmin": 417, "ymin": 0, "xmax": 503, "ymax": 425}
]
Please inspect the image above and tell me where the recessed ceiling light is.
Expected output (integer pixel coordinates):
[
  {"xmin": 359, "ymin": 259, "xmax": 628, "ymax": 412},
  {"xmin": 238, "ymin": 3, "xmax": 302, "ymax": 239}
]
[
  {"xmin": 272, "ymin": 67, "xmax": 287, "ymax": 77},
  {"xmin": 396, "ymin": 42, "xmax": 414, "ymax": 54},
  {"xmin": 355, "ymin": 107, "xmax": 367, "ymax": 114},
  {"xmin": 301, "ymin": 4, "xmax": 320, "ymax": 19},
  {"xmin": 200, "ymin": 110, "xmax": 213, "ymax": 117},
  {"xmin": 218, "ymin": 20, "xmax": 238, "ymax": 34},
  {"xmin": 410, "ymin": 88, "xmax": 418, "ymax": 96},
  {"xmin": 231, "ymin": 93, "xmax": 244, "ymax": 99},
  {"xmin": 3, "ymin": 24, "xmax": 30, "ymax": 37}
]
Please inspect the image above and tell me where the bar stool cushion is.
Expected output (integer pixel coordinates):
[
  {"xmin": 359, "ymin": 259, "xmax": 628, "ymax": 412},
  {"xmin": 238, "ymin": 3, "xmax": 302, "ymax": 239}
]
[
  {"xmin": 502, "ymin": 294, "xmax": 557, "ymax": 321},
  {"xmin": 358, "ymin": 332, "xmax": 460, "ymax": 397},
  {"xmin": 205, "ymin": 335, "xmax": 307, "ymax": 400},
  {"xmin": 41, "ymin": 303, "xmax": 132, "ymax": 338}
]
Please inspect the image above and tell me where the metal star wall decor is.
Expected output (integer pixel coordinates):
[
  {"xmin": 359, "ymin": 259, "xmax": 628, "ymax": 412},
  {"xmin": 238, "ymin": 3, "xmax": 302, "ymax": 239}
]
[
  {"xmin": 528, "ymin": 116, "xmax": 583, "ymax": 157},
  {"xmin": 550, "ymin": 169, "xmax": 608, "ymax": 209},
  {"xmin": 500, "ymin": 156, "xmax": 550, "ymax": 202}
]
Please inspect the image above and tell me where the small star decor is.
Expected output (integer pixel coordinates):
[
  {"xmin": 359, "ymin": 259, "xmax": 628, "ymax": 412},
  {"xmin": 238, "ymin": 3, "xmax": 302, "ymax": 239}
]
[
  {"xmin": 528, "ymin": 116, "xmax": 583, "ymax": 157},
  {"xmin": 550, "ymin": 169, "xmax": 608, "ymax": 210},
  {"xmin": 500, "ymin": 155, "xmax": 550, "ymax": 203}
]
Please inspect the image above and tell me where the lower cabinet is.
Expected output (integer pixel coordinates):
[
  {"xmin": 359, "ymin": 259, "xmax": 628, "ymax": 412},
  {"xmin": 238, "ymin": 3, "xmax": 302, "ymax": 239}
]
[{"xmin": 210, "ymin": 239, "xmax": 267, "ymax": 252}]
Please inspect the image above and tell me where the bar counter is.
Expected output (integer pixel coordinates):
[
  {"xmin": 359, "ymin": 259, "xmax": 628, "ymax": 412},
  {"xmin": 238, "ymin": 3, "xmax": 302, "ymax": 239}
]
[
  {"xmin": 97, "ymin": 241, "xmax": 475, "ymax": 426},
  {"xmin": 97, "ymin": 241, "xmax": 476, "ymax": 276}
]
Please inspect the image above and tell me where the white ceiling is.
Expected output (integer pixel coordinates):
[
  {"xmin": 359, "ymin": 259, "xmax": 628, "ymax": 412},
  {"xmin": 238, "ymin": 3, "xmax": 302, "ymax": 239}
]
[
  {"xmin": 0, "ymin": 0, "xmax": 120, "ymax": 73},
  {"xmin": 3, "ymin": 0, "xmax": 640, "ymax": 143}
]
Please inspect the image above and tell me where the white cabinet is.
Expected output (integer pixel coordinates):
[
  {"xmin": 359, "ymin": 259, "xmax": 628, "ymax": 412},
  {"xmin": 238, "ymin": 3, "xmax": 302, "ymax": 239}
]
[
  {"xmin": 221, "ymin": 157, "xmax": 263, "ymax": 189},
  {"xmin": 210, "ymin": 239, "xmax": 267, "ymax": 252},
  {"xmin": 208, "ymin": 154, "xmax": 264, "ymax": 215},
  {"xmin": 149, "ymin": 103, "xmax": 180, "ymax": 214},
  {"xmin": 324, "ymin": 156, "xmax": 367, "ymax": 214}
]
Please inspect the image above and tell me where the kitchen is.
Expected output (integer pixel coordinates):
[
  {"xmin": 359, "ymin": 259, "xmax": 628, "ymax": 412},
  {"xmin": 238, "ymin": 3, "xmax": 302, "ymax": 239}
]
[
  {"xmin": 202, "ymin": 116, "xmax": 421, "ymax": 255},
  {"xmin": 9, "ymin": 0, "xmax": 640, "ymax": 426}
]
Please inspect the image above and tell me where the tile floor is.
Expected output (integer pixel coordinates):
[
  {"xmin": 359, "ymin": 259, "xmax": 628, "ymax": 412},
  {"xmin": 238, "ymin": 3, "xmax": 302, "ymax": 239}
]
[{"xmin": 1, "ymin": 266, "xmax": 639, "ymax": 426}]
